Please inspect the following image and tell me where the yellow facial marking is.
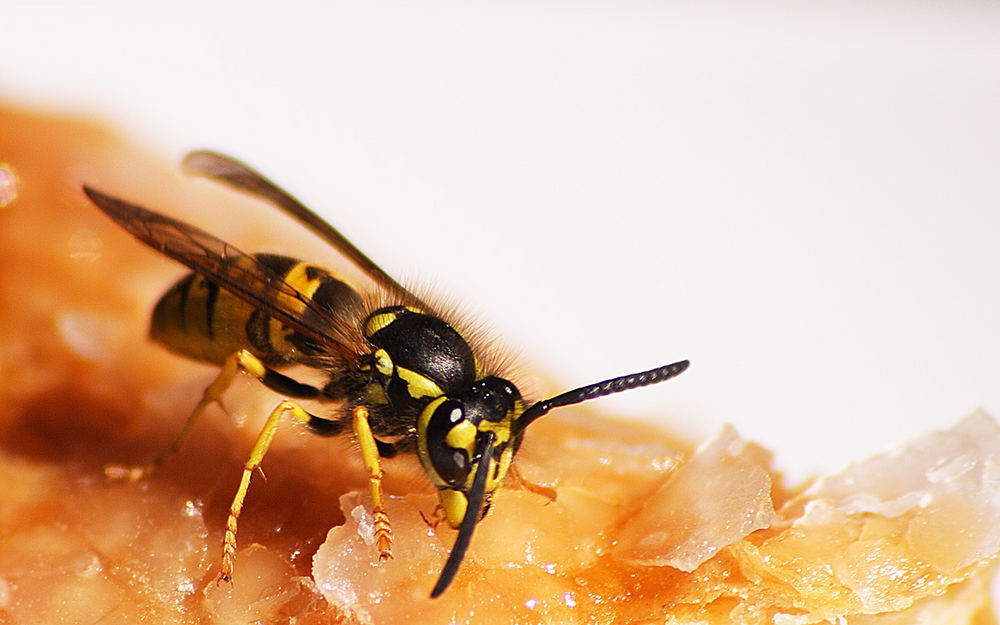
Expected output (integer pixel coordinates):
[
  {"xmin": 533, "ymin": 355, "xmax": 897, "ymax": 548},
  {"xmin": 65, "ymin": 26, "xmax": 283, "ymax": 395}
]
[
  {"xmin": 418, "ymin": 397, "xmax": 447, "ymax": 432},
  {"xmin": 445, "ymin": 420, "xmax": 477, "ymax": 453},
  {"xmin": 438, "ymin": 489, "xmax": 468, "ymax": 529},
  {"xmin": 417, "ymin": 397, "xmax": 449, "ymax": 488},
  {"xmin": 488, "ymin": 445, "xmax": 515, "ymax": 492},
  {"xmin": 477, "ymin": 414, "xmax": 518, "ymax": 491},
  {"xmin": 476, "ymin": 418, "xmax": 512, "ymax": 445}
]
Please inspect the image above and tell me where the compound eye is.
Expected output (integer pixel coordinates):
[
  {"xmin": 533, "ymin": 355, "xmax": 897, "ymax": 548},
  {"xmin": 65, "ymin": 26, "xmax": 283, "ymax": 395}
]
[{"xmin": 425, "ymin": 399, "xmax": 478, "ymax": 487}]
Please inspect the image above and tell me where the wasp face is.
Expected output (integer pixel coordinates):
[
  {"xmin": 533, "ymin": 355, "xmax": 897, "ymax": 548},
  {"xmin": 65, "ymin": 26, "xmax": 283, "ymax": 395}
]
[{"xmin": 417, "ymin": 377, "xmax": 525, "ymax": 527}]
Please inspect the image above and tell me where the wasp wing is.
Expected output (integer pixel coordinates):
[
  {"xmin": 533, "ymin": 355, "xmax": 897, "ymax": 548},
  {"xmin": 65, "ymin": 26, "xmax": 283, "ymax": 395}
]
[
  {"xmin": 82, "ymin": 186, "xmax": 359, "ymax": 363},
  {"xmin": 181, "ymin": 150, "xmax": 428, "ymax": 311}
]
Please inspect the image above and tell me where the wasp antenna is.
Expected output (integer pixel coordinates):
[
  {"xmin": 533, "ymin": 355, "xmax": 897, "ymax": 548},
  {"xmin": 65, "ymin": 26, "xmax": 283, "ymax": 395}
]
[
  {"xmin": 430, "ymin": 431, "xmax": 497, "ymax": 598},
  {"xmin": 182, "ymin": 150, "xmax": 310, "ymax": 216},
  {"xmin": 182, "ymin": 150, "xmax": 253, "ymax": 179},
  {"xmin": 517, "ymin": 360, "xmax": 690, "ymax": 432}
]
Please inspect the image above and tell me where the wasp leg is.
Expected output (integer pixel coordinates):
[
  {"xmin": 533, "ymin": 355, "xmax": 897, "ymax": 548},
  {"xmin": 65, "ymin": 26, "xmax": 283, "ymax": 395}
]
[
  {"xmin": 221, "ymin": 397, "xmax": 314, "ymax": 581},
  {"xmin": 420, "ymin": 505, "xmax": 448, "ymax": 530},
  {"xmin": 106, "ymin": 349, "xmax": 321, "ymax": 481},
  {"xmin": 352, "ymin": 405, "xmax": 393, "ymax": 561},
  {"xmin": 508, "ymin": 463, "xmax": 558, "ymax": 503}
]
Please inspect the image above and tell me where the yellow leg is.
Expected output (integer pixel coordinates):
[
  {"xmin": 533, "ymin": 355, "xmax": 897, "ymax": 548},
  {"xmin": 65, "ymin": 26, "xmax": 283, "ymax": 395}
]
[
  {"xmin": 353, "ymin": 405, "xmax": 393, "ymax": 561},
  {"xmin": 221, "ymin": 398, "xmax": 312, "ymax": 581},
  {"xmin": 105, "ymin": 349, "xmax": 267, "ymax": 481}
]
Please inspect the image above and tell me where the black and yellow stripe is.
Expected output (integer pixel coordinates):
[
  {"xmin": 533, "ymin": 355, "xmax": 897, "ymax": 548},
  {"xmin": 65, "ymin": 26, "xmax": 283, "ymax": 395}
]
[{"xmin": 150, "ymin": 253, "xmax": 361, "ymax": 367}]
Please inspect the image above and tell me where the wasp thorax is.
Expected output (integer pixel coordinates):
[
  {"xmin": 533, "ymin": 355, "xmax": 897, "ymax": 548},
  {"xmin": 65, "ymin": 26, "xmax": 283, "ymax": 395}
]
[{"xmin": 362, "ymin": 306, "xmax": 476, "ymax": 413}]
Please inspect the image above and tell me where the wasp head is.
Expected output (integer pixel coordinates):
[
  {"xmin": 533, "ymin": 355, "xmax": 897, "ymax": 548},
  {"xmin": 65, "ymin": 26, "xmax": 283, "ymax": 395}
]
[{"xmin": 417, "ymin": 376, "xmax": 525, "ymax": 526}]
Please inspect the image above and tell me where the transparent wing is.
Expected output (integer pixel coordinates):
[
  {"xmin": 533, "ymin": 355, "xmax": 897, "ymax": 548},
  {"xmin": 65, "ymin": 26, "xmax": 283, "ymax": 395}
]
[
  {"xmin": 83, "ymin": 185, "xmax": 359, "ymax": 362},
  {"xmin": 181, "ymin": 150, "xmax": 428, "ymax": 311}
]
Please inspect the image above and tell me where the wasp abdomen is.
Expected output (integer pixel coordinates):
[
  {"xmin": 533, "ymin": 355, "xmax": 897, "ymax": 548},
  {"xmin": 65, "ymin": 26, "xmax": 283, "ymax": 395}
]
[{"xmin": 150, "ymin": 253, "xmax": 361, "ymax": 367}]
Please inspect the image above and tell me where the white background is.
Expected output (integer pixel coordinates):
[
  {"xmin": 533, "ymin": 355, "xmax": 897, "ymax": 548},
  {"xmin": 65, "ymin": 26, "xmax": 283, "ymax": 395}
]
[{"xmin": 4, "ymin": 1, "xmax": 1000, "ymax": 490}]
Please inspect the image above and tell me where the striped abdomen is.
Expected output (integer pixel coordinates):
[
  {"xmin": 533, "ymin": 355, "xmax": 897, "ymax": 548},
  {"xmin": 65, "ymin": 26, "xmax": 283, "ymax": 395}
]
[{"xmin": 150, "ymin": 253, "xmax": 362, "ymax": 367}]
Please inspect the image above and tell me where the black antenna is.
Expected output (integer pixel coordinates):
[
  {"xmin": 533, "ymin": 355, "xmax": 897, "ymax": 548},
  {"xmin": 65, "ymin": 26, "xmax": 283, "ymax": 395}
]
[
  {"xmin": 430, "ymin": 431, "xmax": 496, "ymax": 598},
  {"xmin": 517, "ymin": 360, "xmax": 690, "ymax": 432}
]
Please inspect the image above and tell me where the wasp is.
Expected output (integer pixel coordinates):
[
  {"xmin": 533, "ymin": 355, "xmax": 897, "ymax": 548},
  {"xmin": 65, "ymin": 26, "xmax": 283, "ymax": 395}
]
[{"xmin": 82, "ymin": 151, "xmax": 689, "ymax": 597}]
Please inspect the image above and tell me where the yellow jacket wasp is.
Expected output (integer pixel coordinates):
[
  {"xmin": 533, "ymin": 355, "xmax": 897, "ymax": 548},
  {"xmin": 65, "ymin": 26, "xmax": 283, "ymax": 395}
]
[{"xmin": 83, "ymin": 151, "xmax": 689, "ymax": 598}]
